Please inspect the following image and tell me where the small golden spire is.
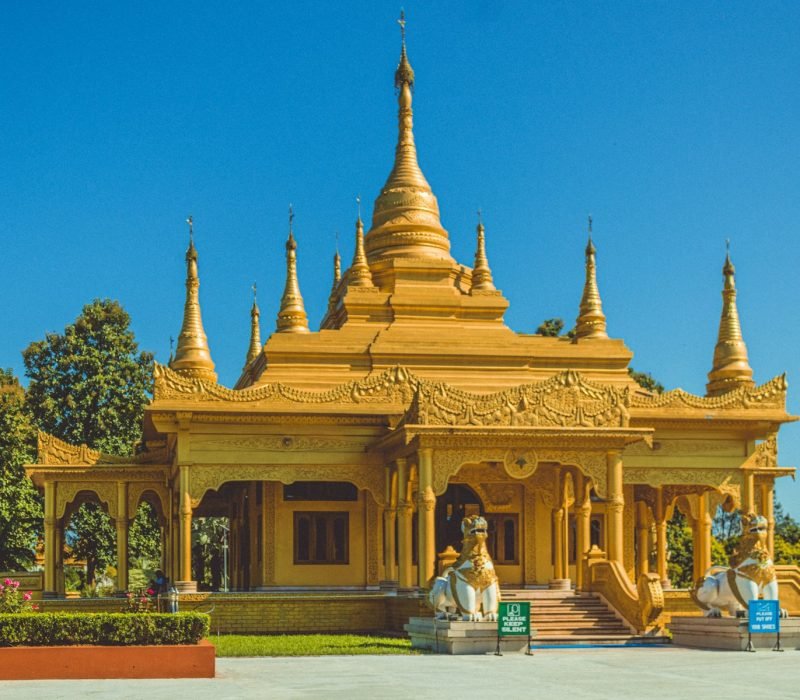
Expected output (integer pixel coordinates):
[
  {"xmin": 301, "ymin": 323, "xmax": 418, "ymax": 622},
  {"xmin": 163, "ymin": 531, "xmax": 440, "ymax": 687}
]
[
  {"xmin": 706, "ymin": 242, "xmax": 754, "ymax": 396},
  {"xmin": 470, "ymin": 208, "xmax": 495, "ymax": 292},
  {"xmin": 245, "ymin": 282, "xmax": 261, "ymax": 367},
  {"xmin": 366, "ymin": 10, "xmax": 452, "ymax": 262},
  {"xmin": 171, "ymin": 216, "xmax": 217, "ymax": 381},
  {"xmin": 276, "ymin": 204, "xmax": 309, "ymax": 333},
  {"xmin": 168, "ymin": 336, "xmax": 174, "ymax": 364},
  {"xmin": 349, "ymin": 196, "xmax": 374, "ymax": 287},
  {"xmin": 327, "ymin": 242, "xmax": 342, "ymax": 314},
  {"xmin": 574, "ymin": 215, "xmax": 608, "ymax": 340}
]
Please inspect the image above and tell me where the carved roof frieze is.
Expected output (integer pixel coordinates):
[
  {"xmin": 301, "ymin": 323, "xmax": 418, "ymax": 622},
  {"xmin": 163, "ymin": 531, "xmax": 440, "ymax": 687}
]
[
  {"xmin": 630, "ymin": 374, "xmax": 787, "ymax": 411},
  {"xmin": 36, "ymin": 432, "xmax": 170, "ymax": 467}
]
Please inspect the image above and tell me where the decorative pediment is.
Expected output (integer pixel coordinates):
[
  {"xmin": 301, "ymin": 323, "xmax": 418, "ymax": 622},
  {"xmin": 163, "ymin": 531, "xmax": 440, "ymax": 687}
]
[
  {"xmin": 37, "ymin": 432, "xmax": 169, "ymax": 467},
  {"xmin": 402, "ymin": 370, "xmax": 631, "ymax": 428},
  {"xmin": 630, "ymin": 374, "xmax": 788, "ymax": 411},
  {"xmin": 153, "ymin": 362, "xmax": 418, "ymax": 406}
]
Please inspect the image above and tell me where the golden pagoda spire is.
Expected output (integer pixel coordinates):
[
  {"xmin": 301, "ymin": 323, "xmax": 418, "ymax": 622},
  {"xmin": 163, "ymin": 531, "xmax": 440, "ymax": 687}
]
[
  {"xmin": 170, "ymin": 215, "xmax": 217, "ymax": 382},
  {"xmin": 574, "ymin": 216, "xmax": 608, "ymax": 340},
  {"xmin": 349, "ymin": 196, "xmax": 374, "ymax": 287},
  {"xmin": 276, "ymin": 205, "xmax": 309, "ymax": 333},
  {"xmin": 706, "ymin": 241, "xmax": 754, "ymax": 396},
  {"xmin": 327, "ymin": 242, "xmax": 342, "ymax": 312},
  {"xmin": 245, "ymin": 282, "xmax": 261, "ymax": 367},
  {"xmin": 365, "ymin": 10, "xmax": 452, "ymax": 262},
  {"xmin": 470, "ymin": 209, "xmax": 495, "ymax": 292}
]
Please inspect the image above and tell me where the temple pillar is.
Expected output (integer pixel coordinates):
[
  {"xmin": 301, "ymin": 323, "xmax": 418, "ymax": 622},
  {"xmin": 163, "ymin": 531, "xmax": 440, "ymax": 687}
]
[
  {"xmin": 417, "ymin": 448, "xmax": 436, "ymax": 587},
  {"xmin": 553, "ymin": 506, "xmax": 566, "ymax": 580},
  {"xmin": 396, "ymin": 458, "xmax": 414, "ymax": 589},
  {"xmin": 248, "ymin": 481, "xmax": 260, "ymax": 589},
  {"xmin": 115, "ymin": 482, "xmax": 128, "ymax": 592},
  {"xmin": 635, "ymin": 500, "xmax": 650, "ymax": 578},
  {"xmin": 606, "ymin": 450, "xmax": 624, "ymax": 564},
  {"xmin": 575, "ymin": 476, "xmax": 592, "ymax": 591},
  {"xmin": 655, "ymin": 487, "xmax": 669, "ymax": 588},
  {"xmin": 178, "ymin": 465, "xmax": 194, "ymax": 589},
  {"xmin": 762, "ymin": 480, "xmax": 775, "ymax": 557},
  {"xmin": 742, "ymin": 471, "xmax": 756, "ymax": 513},
  {"xmin": 159, "ymin": 522, "xmax": 167, "ymax": 573},
  {"xmin": 43, "ymin": 481, "xmax": 56, "ymax": 597},
  {"xmin": 698, "ymin": 492, "xmax": 712, "ymax": 578},
  {"xmin": 261, "ymin": 481, "xmax": 277, "ymax": 587},
  {"xmin": 382, "ymin": 464, "xmax": 398, "ymax": 584}
]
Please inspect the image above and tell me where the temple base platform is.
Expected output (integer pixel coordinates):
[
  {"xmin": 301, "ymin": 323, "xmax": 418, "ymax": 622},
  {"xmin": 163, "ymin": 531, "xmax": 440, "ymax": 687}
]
[
  {"xmin": 670, "ymin": 615, "xmax": 800, "ymax": 650},
  {"xmin": 405, "ymin": 617, "xmax": 533, "ymax": 655}
]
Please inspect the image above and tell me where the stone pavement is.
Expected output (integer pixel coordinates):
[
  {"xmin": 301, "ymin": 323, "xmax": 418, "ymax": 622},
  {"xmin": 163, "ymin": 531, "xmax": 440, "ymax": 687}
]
[{"xmin": 4, "ymin": 647, "xmax": 800, "ymax": 699}]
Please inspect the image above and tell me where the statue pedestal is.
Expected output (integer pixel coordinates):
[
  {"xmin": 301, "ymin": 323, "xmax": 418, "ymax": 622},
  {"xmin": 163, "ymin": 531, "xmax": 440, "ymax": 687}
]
[
  {"xmin": 405, "ymin": 617, "xmax": 533, "ymax": 655},
  {"xmin": 670, "ymin": 616, "xmax": 800, "ymax": 650}
]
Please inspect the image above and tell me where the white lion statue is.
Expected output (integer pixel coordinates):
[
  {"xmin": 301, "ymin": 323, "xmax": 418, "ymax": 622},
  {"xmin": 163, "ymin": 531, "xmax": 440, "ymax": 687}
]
[
  {"xmin": 428, "ymin": 514, "xmax": 501, "ymax": 621},
  {"xmin": 692, "ymin": 512, "xmax": 787, "ymax": 618}
]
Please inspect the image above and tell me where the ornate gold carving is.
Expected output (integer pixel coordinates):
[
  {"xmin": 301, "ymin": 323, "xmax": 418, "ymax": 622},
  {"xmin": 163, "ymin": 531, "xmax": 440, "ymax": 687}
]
[
  {"xmin": 624, "ymin": 439, "xmax": 745, "ymax": 457},
  {"xmin": 263, "ymin": 482, "xmax": 277, "ymax": 586},
  {"xmin": 56, "ymin": 481, "xmax": 119, "ymax": 520},
  {"xmin": 37, "ymin": 432, "xmax": 169, "ymax": 467},
  {"xmin": 631, "ymin": 374, "xmax": 787, "ymax": 410},
  {"xmin": 503, "ymin": 449, "xmax": 537, "ymax": 479},
  {"xmin": 477, "ymin": 483, "xmax": 517, "ymax": 508},
  {"xmin": 127, "ymin": 483, "xmax": 169, "ymax": 522},
  {"xmin": 750, "ymin": 433, "xmax": 778, "ymax": 469},
  {"xmin": 405, "ymin": 370, "xmax": 630, "ymax": 428},
  {"xmin": 523, "ymin": 485, "xmax": 537, "ymax": 582},
  {"xmin": 637, "ymin": 572, "xmax": 665, "ymax": 628},
  {"xmin": 187, "ymin": 464, "xmax": 385, "ymax": 508},
  {"xmin": 431, "ymin": 449, "xmax": 504, "ymax": 495},
  {"xmin": 196, "ymin": 435, "xmax": 356, "ymax": 451}
]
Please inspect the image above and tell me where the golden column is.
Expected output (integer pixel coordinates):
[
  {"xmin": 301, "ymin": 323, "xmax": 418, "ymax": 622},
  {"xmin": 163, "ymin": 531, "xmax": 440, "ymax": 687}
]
[
  {"xmin": 383, "ymin": 465, "xmax": 398, "ymax": 583},
  {"xmin": 248, "ymin": 481, "xmax": 260, "ymax": 589},
  {"xmin": 742, "ymin": 470, "xmax": 756, "ymax": 513},
  {"xmin": 761, "ymin": 479, "xmax": 775, "ymax": 557},
  {"xmin": 416, "ymin": 448, "xmax": 436, "ymax": 587},
  {"xmin": 43, "ymin": 481, "xmax": 56, "ymax": 596},
  {"xmin": 635, "ymin": 501, "xmax": 651, "ymax": 578},
  {"xmin": 552, "ymin": 506, "xmax": 566, "ymax": 581},
  {"xmin": 655, "ymin": 487, "xmax": 669, "ymax": 588},
  {"xmin": 396, "ymin": 458, "xmax": 414, "ymax": 589},
  {"xmin": 116, "ymin": 482, "xmax": 129, "ymax": 592},
  {"xmin": 55, "ymin": 518, "xmax": 64, "ymax": 596},
  {"xmin": 178, "ymin": 465, "xmax": 194, "ymax": 587},
  {"xmin": 606, "ymin": 451, "xmax": 624, "ymax": 563},
  {"xmin": 697, "ymin": 492, "xmax": 712, "ymax": 578},
  {"xmin": 575, "ymin": 476, "xmax": 592, "ymax": 591}
]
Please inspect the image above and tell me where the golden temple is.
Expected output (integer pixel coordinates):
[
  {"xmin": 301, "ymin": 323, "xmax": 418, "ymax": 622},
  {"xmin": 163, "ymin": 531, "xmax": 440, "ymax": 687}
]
[{"xmin": 24, "ymin": 17, "xmax": 799, "ymax": 635}]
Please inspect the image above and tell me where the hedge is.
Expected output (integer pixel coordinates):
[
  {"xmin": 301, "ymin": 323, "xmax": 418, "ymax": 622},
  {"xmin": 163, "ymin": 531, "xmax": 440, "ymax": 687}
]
[{"xmin": 0, "ymin": 613, "xmax": 210, "ymax": 647}]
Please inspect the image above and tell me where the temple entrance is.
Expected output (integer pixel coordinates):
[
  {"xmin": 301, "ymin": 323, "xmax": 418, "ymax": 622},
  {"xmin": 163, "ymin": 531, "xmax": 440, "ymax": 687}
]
[{"xmin": 435, "ymin": 484, "xmax": 484, "ymax": 554}]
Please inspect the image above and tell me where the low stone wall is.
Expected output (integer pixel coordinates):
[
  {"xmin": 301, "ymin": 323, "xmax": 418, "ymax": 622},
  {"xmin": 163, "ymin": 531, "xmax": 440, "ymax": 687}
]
[{"xmin": 40, "ymin": 592, "xmax": 430, "ymax": 635}]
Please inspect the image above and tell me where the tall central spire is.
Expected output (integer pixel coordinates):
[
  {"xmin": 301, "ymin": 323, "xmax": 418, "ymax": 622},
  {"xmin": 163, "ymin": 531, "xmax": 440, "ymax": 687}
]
[
  {"xmin": 365, "ymin": 11, "xmax": 452, "ymax": 263},
  {"xmin": 276, "ymin": 205, "xmax": 310, "ymax": 333}
]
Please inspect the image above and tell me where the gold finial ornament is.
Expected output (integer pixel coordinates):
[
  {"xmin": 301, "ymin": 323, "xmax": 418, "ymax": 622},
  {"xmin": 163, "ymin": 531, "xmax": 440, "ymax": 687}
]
[
  {"xmin": 365, "ymin": 10, "xmax": 453, "ymax": 263},
  {"xmin": 574, "ymin": 216, "xmax": 608, "ymax": 340},
  {"xmin": 327, "ymin": 246, "xmax": 342, "ymax": 313},
  {"xmin": 170, "ymin": 216, "xmax": 218, "ymax": 382},
  {"xmin": 706, "ymin": 244, "xmax": 754, "ymax": 396},
  {"xmin": 245, "ymin": 282, "xmax": 261, "ymax": 367},
  {"xmin": 276, "ymin": 205, "xmax": 310, "ymax": 333},
  {"xmin": 470, "ymin": 209, "xmax": 495, "ymax": 292},
  {"xmin": 348, "ymin": 196, "xmax": 374, "ymax": 287}
]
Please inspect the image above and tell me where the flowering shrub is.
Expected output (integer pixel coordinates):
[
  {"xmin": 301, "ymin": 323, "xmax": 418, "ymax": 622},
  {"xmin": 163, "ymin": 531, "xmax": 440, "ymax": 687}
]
[
  {"xmin": 123, "ymin": 588, "xmax": 155, "ymax": 613},
  {"xmin": 0, "ymin": 579, "xmax": 38, "ymax": 614}
]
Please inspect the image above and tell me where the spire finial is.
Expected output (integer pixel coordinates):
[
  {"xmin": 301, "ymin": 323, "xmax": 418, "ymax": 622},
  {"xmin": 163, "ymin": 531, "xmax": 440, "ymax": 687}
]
[
  {"xmin": 398, "ymin": 9, "xmax": 406, "ymax": 46},
  {"xmin": 245, "ymin": 281, "xmax": 262, "ymax": 368},
  {"xmin": 171, "ymin": 217, "xmax": 217, "ymax": 381},
  {"xmin": 574, "ymin": 221, "xmax": 607, "ymax": 340},
  {"xmin": 706, "ymin": 244, "xmax": 754, "ymax": 396},
  {"xmin": 349, "ymin": 198, "xmax": 374, "ymax": 287},
  {"xmin": 168, "ymin": 335, "xmax": 174, "ymax": 363},
  {"xmin": 470, "ymin": 210, "xmax": 495, "ymax": 292},
  {"xmin": 394, "ymin": 8, "xmax": 415, "ymax": 89},
  {"xmin": 276, "ymin": 211, "xmax": 309, "ymax": 333}
]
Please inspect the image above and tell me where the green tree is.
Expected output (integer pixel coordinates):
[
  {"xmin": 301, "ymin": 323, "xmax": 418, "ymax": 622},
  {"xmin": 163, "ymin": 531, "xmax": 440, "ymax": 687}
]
[
  {"xmin": 23, "ymin": 299, "xmax": 156, "ymax": 587},
  {"xmin": 536, "ymin": 317, "xmax": 576, "ymax": 338},
  {"xmin": 0, "ymin": 370, "xmax": 42, "ymax": 570},
  {"xmin": 627, "ymin": 368, "xmax": 664, "ymax": 393},
  {"xmin": 666, "ymin": 510, "xmax": 694, "ymax": 588}
]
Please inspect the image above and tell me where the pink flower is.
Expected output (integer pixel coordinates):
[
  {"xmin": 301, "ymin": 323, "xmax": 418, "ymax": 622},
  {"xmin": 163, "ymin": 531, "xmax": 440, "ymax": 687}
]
[
  {"xmin": 126, "ymin": 592, "xmax": 133, "ymax": 599},
  {"xmin": 11, "ymin": 580, "xmax": 19, "ymax": 588},
  {"xmin": 146, "ymin": 588, "xmax": 155, "ymax": 596},
  {"xmin": 23, "ymin": 592, "xmax": 32, "ymax": 601},
  {"xmin": 3, "ymin": 578, "xmax": 11, "ymax": 586}
]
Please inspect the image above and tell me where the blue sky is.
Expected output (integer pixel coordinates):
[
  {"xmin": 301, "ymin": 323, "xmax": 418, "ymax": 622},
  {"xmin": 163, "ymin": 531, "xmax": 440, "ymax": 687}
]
[{"xmin": 2, "ymin": 2, "xmax": 799, "ymax": 512}]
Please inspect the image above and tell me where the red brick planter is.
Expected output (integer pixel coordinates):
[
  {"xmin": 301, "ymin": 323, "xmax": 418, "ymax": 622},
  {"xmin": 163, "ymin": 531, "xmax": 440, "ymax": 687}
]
[{"xmin": 0, "ymin": 639, "xmax": 215, "ymax": 679}]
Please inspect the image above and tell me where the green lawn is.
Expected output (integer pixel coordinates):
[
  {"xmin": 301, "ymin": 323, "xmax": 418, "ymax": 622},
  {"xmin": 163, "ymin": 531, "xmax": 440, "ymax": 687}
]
[{"xmin": 211, "ymin": 633, "xmax": 421, "ymax": 657}]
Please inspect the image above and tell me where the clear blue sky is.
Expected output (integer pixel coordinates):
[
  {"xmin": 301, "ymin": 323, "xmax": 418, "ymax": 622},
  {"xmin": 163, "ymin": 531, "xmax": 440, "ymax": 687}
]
[{"xmin": 2, "ymin": 2, "xmax": 799, "ymax": 512}]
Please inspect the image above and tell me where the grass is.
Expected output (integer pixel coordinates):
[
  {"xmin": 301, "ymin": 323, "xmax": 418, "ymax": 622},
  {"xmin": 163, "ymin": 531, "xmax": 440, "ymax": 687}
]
[{"xmin": 211, "ymin": 633, "xmax": 421, "ymax": 657}]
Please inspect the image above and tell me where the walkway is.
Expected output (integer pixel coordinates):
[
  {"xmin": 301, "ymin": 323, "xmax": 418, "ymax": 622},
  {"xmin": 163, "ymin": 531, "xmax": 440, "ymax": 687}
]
[{"xmin": 5, "ymin": 646, "xmax": 800, "ymax": 699}]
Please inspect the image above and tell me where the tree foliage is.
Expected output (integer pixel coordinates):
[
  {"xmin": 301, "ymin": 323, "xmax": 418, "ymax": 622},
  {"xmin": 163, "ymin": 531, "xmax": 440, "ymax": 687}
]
[
  {"xmin": 627, "ymin": 368, "xmax": 664, "ymax": 393},
  {"xmin": 22, "ymin": 299, "xmax": 157, "ymax": 586},
  {"xmin": 536, "ymin": 317, "xmax": 576, "ymax": 338},
  {"xmin": 0, "ymin": 370, "xmax": 42, "ymax": 570}
]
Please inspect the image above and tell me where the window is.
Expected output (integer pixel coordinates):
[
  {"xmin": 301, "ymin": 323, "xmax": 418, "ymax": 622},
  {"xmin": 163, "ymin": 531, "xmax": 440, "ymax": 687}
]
[
  {"xmin": 294, "ymin": 512, "xmax": 349, "ymax": 564},
  {"xmin": 284, "ymin": 482, "xmax": 358, "ymax": 501},
  {"xmin": 487, "ymin": 514, "xmax": 518, "ymax": 564}
]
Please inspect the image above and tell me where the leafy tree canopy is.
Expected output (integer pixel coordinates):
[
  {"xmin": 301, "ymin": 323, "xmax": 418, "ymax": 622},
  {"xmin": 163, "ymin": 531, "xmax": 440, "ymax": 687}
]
[
  {"xmin": 0, "ymin": 369, "xmax": 42, "ymax": 569},
  {"xmin": 627, "ymin": 368, "xmax": 664, "ymax": 393},
  {"xmin": 536, "ymin": 318, "xmax": 576, "ymax": 338}
]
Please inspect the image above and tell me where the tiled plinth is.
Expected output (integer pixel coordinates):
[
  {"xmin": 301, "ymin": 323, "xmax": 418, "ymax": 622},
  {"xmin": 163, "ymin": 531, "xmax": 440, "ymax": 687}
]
[
  {"xmin": 405, "ymin": 617, "xmax": 533, "ymax": 654},
  {"xmin": 670, "ymin": 615, "xmax": 800, "ymax": 650}
]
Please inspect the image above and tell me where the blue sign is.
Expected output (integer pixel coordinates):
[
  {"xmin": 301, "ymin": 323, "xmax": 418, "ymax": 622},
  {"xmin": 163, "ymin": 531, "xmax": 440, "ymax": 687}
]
[{"xmin": 748, "ymin": 600, "xmax": 780, "ymax": 634}]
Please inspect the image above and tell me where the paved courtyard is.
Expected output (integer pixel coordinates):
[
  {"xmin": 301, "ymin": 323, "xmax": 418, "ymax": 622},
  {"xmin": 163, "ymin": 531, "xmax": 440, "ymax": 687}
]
[{"xmin": 5, "ymin": 647, "xmax": 800, "ymax": 699}]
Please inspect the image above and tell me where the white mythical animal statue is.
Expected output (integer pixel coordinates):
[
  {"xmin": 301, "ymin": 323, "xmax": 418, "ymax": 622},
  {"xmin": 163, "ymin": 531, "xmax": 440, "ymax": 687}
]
[
  {"xmin": 428, "ymin": 514, "xmax": 501, "ymax": 621},
  {"xmin": 692, "ymin": 512, "xmax": 787, "ymax": 618}
]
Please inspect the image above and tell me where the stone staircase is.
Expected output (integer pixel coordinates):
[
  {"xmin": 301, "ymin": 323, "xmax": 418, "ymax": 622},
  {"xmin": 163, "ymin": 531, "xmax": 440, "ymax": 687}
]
[{"xmin": 501, "ymin": 588, "xmax": 668, "ymax": 647}]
